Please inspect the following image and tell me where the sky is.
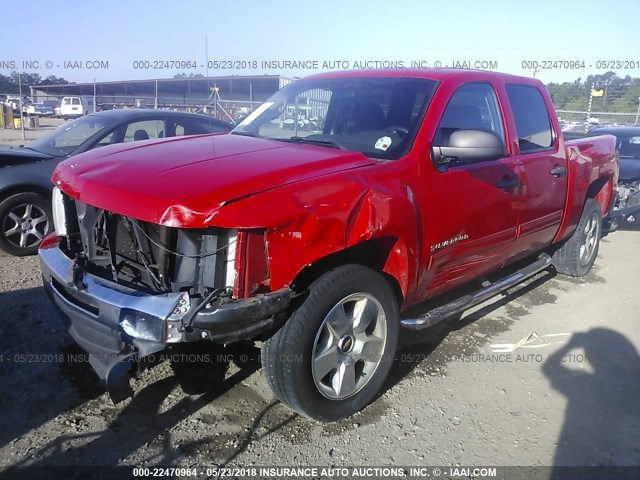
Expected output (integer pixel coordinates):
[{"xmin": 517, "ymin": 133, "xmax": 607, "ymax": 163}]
[{"xmin": 2, "ymin": 0, "xmax": 640, "ymax": 85}]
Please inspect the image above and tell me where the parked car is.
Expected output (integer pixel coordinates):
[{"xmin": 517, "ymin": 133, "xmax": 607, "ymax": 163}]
[
  {"xmin": 561, "ymin": 122, "xmax": 598, "ymax": 133},
  {"xmin": 590, "ymin": 127, "xmax": 640, "ymax": 227},
  {"xmin": 39, "ymin": 69, "xmax": 617, "ymax": 421},
  {"xmin": 5, "ymin": 96, "xmax": 31, "ymax": 114},
  {"xmin": 0, "ymin": 109, "xmax": 232, "ymax": 256},
  {"xmin": 26, "ymin": 103, "xmax": 55, "ymax": 116},
  {"xmin": 43, "ymin": 99, "xmax": 60, "ymax": 114},
  {"xmin": 59, "ymin": 96, "xmax": 94, "ymax": 119}
]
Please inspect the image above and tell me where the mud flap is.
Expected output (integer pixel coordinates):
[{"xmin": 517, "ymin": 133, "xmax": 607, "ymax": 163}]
[{"xmin": 89, "ymin": 353, "xmax": 136, "ymax": 403}]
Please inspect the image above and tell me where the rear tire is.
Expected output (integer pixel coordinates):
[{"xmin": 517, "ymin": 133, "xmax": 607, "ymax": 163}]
[
  {"xmin": 552, "ymin": 198, "xmax": 602, "ymax": 277},
  {"xmin": 261, "ymin": 264, "xmax": 399, "ymax": 422},
  {"xmin": 0, "ymin": 192, "xmax": 52, "ymax": 256}
]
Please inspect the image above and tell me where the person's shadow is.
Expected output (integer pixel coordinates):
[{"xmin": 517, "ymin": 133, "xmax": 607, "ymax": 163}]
[{"xmin": 542, "ymin": 328, "xmax": 640, "ymax": 479}]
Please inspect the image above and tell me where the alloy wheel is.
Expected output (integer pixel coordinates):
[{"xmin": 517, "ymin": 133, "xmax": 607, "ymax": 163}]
[
  {"xmin": 311, "ymin": 293, "xmax": 388, "ymax": 400},
  {"xmin": 2, "ymin": 203, "xmax": 49, "ymax": 249}
]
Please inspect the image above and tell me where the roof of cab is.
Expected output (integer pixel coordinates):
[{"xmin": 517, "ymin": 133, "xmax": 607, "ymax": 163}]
[{"xmin": 300, "ymin": 69, "xmax": 544, "ymax": 88}]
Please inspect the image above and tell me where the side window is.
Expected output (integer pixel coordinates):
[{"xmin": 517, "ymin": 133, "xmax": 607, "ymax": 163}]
[
  {"xmin": 169, "ymin": 118, "xmax": 229, "ymax": 137},
  {"xmin": 506, "ymin": 84, "xmax": 554, "ymax": 153},
  {"xmin": 123, "ymin": 120, "xmax": 164, "ymax": 142},
  {"xmin": 170, "ymin": 118, "xmax": 222, "ymax": 137},
  {"xmin": 433, "ymin": 83, "xmax": 505, "ymax": 150}
]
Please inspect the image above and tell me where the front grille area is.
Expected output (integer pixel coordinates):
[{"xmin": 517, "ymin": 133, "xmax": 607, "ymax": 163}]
[
  {"xmin": 108, "ymin": 214, "xmax": 175, "ymax": 292},
  {"xmin": 58, "ymin": 193, "xmax": 231, "ymax": 295}
]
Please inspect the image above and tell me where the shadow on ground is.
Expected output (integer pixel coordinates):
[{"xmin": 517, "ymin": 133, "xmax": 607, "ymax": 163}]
[
  {"xmin": 0, "ymin": 250, "xmax": 624, "ymax": 476},
  {"xmin": 0, "ymin": 286, "xmax": 102, "ymax": 450},
  {"xmin": 543, "ymin": 328, "xmax": 640, "ymax": 476},
  {"xmin": 383, "ymin": 262, "xmax": 560, "ymax": 393},
  {"xmin": 2, "ymin": 345, "xmax": 300, "ymax": 479}
]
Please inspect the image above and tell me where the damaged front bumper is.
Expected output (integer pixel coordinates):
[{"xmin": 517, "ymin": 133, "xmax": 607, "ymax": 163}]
[{"xmin": 39, "ymin": 245, "xmax": 291, "ymax": 402}]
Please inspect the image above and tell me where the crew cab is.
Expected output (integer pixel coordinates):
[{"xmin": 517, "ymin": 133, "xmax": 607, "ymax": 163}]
[{"xmin": 39, "ymin": 69, "xmax": 618, "ymax": 421}]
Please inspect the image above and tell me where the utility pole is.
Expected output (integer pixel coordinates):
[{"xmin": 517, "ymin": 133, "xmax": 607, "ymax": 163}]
[
  {"xmin": 18, "ymin": 73, "xmax": 25, "ymax": 142},
  {"xmin": 636, "ymin": 97, "xmax": 640, "ymax": 126},
  {"xmin": 205, "ymin": 35, "xmax": 209, "ymax": 78},
  {"xmin": 586, "ymin": 86, "xmax": 594, "ymax": 133},
  {"xmin": 205, "ymin": 35, "xmax": 210, "ymax": 105}
]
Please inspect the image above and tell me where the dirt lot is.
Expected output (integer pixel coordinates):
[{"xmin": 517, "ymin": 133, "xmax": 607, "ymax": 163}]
[
  {"xmin": 0, "ymin": 117, "xmax": 65, "ymax": 146},
  {"xmin": 0, "ymin": 122, "xmax": 639, "ymax": 478}
]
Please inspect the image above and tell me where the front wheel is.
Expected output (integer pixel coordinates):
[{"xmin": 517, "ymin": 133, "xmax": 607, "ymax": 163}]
[
  {"xmin": 0, "ymin": 192, "xmax": 52, "ymax": 256},
  {"xmin": 261, "ymin": 264, "xmax": 399, "ymax": 421},
  {"xmin": 552, "ymin": 198, "xmax": 602, "ymax": 277}
]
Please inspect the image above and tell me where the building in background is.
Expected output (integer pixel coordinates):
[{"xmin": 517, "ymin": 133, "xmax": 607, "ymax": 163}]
[{"xmin": 29, "ymin": 75, "xmax": 293, "ymax": 123}]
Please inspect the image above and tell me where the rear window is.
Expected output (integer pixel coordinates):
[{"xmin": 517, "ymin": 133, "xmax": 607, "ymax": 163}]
[{"xmin": 506, "ymin": 84, "xmax": 554, "ymax": 154}]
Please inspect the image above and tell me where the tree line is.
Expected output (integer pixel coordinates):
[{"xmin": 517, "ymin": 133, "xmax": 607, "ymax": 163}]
[
  {"xmin": 546, "ymin": 71, "xmax": 640, "ymax": 112},
  {"xmin": 0, "ymin": 73, "xmax": 70, "ymax": 94}
]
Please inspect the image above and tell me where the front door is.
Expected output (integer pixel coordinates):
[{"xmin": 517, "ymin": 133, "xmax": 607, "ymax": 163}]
[{"xmin": 419, "ymin": 82, "xmax": 522, "ymax": 296}]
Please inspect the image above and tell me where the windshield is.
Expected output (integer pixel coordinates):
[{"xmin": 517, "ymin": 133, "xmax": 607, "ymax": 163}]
[
  {"xmin": 29, "ymin": 115, "xmax": 117, "ymax": 156},
  {"xmin": 232, "ymin": 76, "xmax": 438, "ymax": 160}
]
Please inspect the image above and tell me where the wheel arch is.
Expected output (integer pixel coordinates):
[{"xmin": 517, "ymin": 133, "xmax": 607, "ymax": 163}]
[
  {"xmin": 585, "ymin": 174, "xmax": 614, "ymax": 216},
  {"xmin": 0, "ymin": 184, "xmax": 52, "ymax": 203},
  {"xmin": 554, "ymin": 173, "xmax": 614, "ymax": 244},
  {"xmin": 289, "ymin": 238, "xmax": 405, "ymax": 307}
]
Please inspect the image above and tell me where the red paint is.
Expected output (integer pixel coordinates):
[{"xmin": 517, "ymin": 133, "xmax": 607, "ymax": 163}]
[
  {"xmin": 51, "ymin": 69, "xmax": 618, "ymax": 309},
  {"xmin": 234, "ymin": 230, "xmax": 271, "ymax": 298},
  {"xmin": 39, "ymin": 232, "xmax": 58, "ymax": 250}
]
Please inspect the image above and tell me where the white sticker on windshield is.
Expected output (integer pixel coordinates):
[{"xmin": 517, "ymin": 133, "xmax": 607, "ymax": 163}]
[
  {"xmin": 375, "ymin": 136, "xmax": 392, "ymax": 151},
  {"xmin": 238, "ymin": 102, "xmax": 274, "ymax": 127}
]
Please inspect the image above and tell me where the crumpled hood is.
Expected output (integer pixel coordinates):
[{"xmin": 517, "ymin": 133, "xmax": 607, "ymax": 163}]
[
  {"xmin": 53, "ymin": 134, "xmax": 375, "ymax": 227},
  {"xmin": 0, "ymin": 146, "xmax": 54, "ymax": 167}
]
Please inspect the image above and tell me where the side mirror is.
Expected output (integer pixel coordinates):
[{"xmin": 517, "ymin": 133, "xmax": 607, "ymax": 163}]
[{"xmin": 432, "ymin": 129, "xmax": 504, "ymax": 171}]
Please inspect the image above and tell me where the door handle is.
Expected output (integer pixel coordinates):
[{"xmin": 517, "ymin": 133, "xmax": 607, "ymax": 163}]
[
  {"xmin": 550, "ymin": 166, "xmax": 567, "ymax": 177},
  {"xmin": 496, "ymin": 176, "xmax": 519, "ymax": 190}
]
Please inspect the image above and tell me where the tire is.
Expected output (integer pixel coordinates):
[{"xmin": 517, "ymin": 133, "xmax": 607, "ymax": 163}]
[
  {"xmin": 0, "ymin": 192, "xmax": 52, "ymax": 256},
  {"xmin": 261, "ymin": 264, "xmax": 399, "ymax": 421},
  {"xmin": 552, "ymin": 198, "xmax": 602, "ymax": 277}
]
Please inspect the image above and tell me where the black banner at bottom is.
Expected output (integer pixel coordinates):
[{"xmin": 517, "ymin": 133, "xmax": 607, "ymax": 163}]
[{"xmin": 0, "ymin": 465, "xmax": 638, "ymax": 480}]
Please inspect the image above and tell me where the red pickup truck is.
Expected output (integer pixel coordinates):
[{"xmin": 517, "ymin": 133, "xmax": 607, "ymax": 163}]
[{"xmin": 39, "ymin": 69, "xmax": 618, "ymax": 421}]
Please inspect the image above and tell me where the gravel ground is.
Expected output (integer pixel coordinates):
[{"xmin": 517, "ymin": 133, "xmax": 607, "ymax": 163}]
[
  {"xmin": 0, "ymin": 117, "xmax": 63, "ymax": 146},
  {"xmin": 0, "ymin": 122, "xmax": 638, "ymax": 478}
]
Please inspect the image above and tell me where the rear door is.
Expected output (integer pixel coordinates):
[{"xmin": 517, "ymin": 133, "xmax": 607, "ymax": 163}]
[
  {"xmin": 83, "ymin": 97, "xmax": 94, "ymax": 114},
  {"xmin": 423, "ymin": 82, "xmax": 522, "ymax": 293},
  {"xmin": 71, "ymin": 97, "xmax": 81, "ymax": 115},
  {"xmin": 505, "ymin": 84, "xmax": 568, "ymax": 254}
]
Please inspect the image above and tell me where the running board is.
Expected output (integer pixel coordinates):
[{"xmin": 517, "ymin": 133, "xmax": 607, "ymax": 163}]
[{"xmin": 401, "ymin": 253, "xmax": 552, "ymax": 330}]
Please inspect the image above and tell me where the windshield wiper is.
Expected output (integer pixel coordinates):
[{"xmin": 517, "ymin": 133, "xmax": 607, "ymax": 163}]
[{"xmin": 285, "ymin": 136, "xmax": 346, "ymax": 149}]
